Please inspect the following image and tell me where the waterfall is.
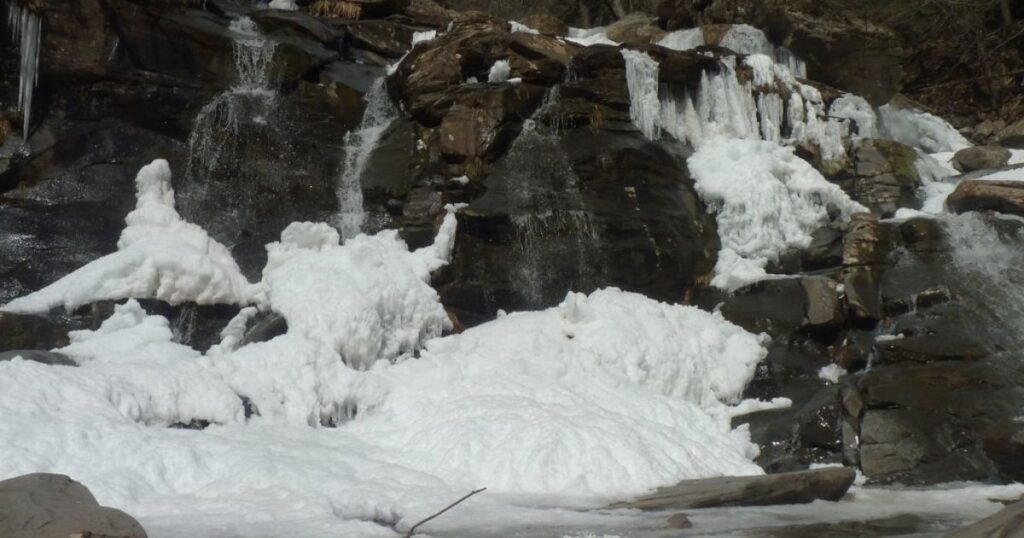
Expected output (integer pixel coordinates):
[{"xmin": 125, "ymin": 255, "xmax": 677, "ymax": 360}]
[
  {"xmin": 6, "ymin": 1, "xmax": 42, "ymax": 138},
  {"xmin": 332, "ymin": 77, "xmax": 397, "ymax": 240},
  {"xmin": 500, "ymin": 87, "xmax": 604, "ymax": 307}
]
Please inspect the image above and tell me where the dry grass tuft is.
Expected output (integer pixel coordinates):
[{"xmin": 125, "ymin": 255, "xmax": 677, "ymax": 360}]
[{"xmin": 307, "ymin": 0, "xmax": 363, "ymax": 19}]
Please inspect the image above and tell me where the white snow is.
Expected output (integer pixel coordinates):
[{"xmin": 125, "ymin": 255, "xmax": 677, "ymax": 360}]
[
  {"xmin": 566, "ymin": 27, "xmax": 618, "ymax": 47},
  {"xmin": 966, "ymin": 166, "xmax": 1024, "ymax": 182},
  {"xmin": 411, "ymin": 30, "xmax": 437, "ymax": 46},
  {"xmin": 510, "ymin": 21, "xmax": 539, "ymax": 34},
  {"xmin": 719, "ymin": 24, "xmax": 773, "ymax": 56},
  {"xmin": 878, "ymin": 103, "xmax": 971, "ymax": 153},
  {"xmin": 488, "ymin": 59, "xmax": 512, "ymax": 83},
  {"xmin": 1, "ymin": 160, "xmax": 257, "ymax": 314},
  {"xmin": 829, "ymin": 94, "xmax": 878, "ymax": 140},
  {"xmin": 267, "ymin": 0, "xmax": 298, "ymax": 9},
  {"xmin": 688, "ymin": 139, "xmax": 867, "ymax": 291},
  {"xmin": 818, "ymin": 364, "xmax": 847, "ymax": 383},
  {"xmin": 657, "ymin": 27, "xmax": 704, "ymax": 51}
]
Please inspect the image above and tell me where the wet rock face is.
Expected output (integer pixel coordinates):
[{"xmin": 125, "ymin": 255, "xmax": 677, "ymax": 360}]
[{"xmin": 835, "ymin": 139, "xmax": 921, "ymax": 217}]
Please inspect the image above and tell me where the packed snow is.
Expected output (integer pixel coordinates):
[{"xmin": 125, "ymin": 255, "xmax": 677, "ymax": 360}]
[
  {"xmin": 878, "ymin": 103, "xmax": 971, "ymax": 153},
  {"xmin": 0, "ymin": 158, "xmax": 784, "ymax": 536},
  {"xmin": 1, "ymin": 160, "xmax": 257, "ymax": 314},
  {"xmin": 688, "ymin": 139, "xmax": 866, "ymax": 291}
]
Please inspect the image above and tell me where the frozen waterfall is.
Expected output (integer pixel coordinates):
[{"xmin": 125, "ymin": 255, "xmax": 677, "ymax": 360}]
[{"xmin": 6, "ymin": 1, "xmax": 42, "ymax": 138}]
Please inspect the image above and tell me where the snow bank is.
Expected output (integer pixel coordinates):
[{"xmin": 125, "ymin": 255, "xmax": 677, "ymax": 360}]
[
  {"xmin": 0, "ymin": 287, "xmax": 772, "ymax": 535},
  {"xmin": 349, "ymin": 288, "xmax": 767, "ymax": 497},
  {"xmin": 878, "ymin": 103, "xmax": 971, "ymax": 153},
  {"xmin": 689, "ymin": 138, "xmax": 867, "ymax": 291},
  {"xmin": 1, "ymin": 160, "xmax": 256, "ymax": 314}
]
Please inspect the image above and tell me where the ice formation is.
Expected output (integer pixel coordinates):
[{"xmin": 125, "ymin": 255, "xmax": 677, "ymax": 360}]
[
  {"xmin": 688, "ymin": 139, "xmax": 866, "ymax": 291},
  {"xmin": 877, "ymin": 103, "xmax": 971, "ymax": 153},
  {"xmin": 6, "ymin": 1, "xmax": 42, "ymax": 137},
  {"xmin": 0, "ymin": 160, "xmax": 257, "ymax": 314}
]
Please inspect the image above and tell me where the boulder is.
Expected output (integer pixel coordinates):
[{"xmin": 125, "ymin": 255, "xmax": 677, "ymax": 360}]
[
  {"xmin": 608, "ymin": 467, "xmax": 856, "ymax": 510},
  {"xmin": 996, "ymin": 118, "xmax": 1024, "ymax": 149},
  {"xmin": 604, "ymin": 12, "xmax": 666, "ymax": 46},
  {"xmin": 953, "ymin": 146, "xmax": 1012, "ymax": 173},
  {"xmin": 0, "ymin": 312, "xmax": 70, "ymax": 351},
  {"xmin": 947, "ymin": 180, "xmax": 1024, "ymax": 217},
  {"xmin": 946, "ymin": 500, "xmax": 1024, "ymax": 538},
  {"xmin": 0, "ymin": 473, "xmax": 147, "ymax": 538},
  {"xmin": 844, "ymin": 139, "xmax": 921, "ymax": 217},
  {"xmin": 801, "ymin": 276, "xmax": 843, "ymax": 328}
]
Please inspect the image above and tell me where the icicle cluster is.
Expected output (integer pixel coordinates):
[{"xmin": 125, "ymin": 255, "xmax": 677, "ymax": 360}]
[
  {"xmin": 6, "ymin": 1, "xmax": 42, "ymax": 138},
  {"xmin": 621, "ymin": 47, "xmax": 865, "ymax": 160}
]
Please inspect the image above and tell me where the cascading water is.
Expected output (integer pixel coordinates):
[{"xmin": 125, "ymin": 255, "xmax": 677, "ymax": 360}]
[
  {"xmin": 496, "ymin": 87, "xmax": 604, "ymax": 306},
  {"xmin": 332, "ymin": 77, "xmax": 397, "ymax": 239},
  {"xmin": 6, "ymin": 1, "xmax": 42, "ymax": 138},
  {"xmin": 179, "ymin": 16, "xmax": 277, "ymax": 240}
]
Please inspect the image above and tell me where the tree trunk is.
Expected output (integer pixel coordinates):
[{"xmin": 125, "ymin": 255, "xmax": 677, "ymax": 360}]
[{"xmin": 1000, "ymin": 0, "xmax": 1013, "ymax": 27}]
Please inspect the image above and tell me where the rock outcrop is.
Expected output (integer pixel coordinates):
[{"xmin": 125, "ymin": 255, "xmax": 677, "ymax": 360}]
[{"xmin": 947, "ymin": 180, "xmax": 1024, "ymax": 217}]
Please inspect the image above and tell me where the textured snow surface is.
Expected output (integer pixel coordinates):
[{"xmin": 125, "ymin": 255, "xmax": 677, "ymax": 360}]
[
  {"xmin": 0, "ymin": 160, "xmax": 777, "ymax": 537},
  {"xmin": 878, "ymin": 103, "xmax": 971, "ymax": 153},
  {"xmin": 1, "ymin": 160, "xmax": 256, "ymax": 314},
  {"xmin": 488, "ymin": 59, "xmax": 512, "ymax": 82},
  {"xmin": 689, "ymin": 139, "xmax": 867, "ymax": 291}
]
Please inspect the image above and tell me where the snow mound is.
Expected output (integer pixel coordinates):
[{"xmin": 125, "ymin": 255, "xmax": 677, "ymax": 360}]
[
  {"xmin": 689, "ymin": 138, "xmax": 867, "ymax": 291},
  {"xmin": 349, "ymin": 288, "xmax": 768, "ymax": 497},
  {"xmin": 1, "ymin": 160, "xmax": 256, "ymax": 314},
  {"xmin": 262, "ymin": 208, "xmax": 457, "ymax": 370},
  {"xmin": 878, "ymin": 103, "xmax": 971, "ymax": 153}
]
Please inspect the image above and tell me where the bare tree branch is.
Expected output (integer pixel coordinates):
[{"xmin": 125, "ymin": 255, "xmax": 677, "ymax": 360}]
[{"xmin": 403, "ymin": 488, "xmax": 487, "ymax": 538}]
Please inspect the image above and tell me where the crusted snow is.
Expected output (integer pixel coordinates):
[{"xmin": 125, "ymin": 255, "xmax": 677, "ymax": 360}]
[
  {"xmin": 0, "ymin": 157, "xmax": 780, "ymax": 535},
  {"xmin": 688, "ymin": 139, "xmax": 867, "ymax": 291},
  {"xmin": 0, "ymin": 160, "xmax": 256, "ymax": 314},
  {"xmin": 488, "ymin": 59, "xmax": 512, "ymax": 83},
  {"xmin": 818, "ymin": 364, "xmax": 847, "ymax": 383},
  {"xmin": 878, "ymin": 103, "xmax": 971, "ymax": 153},
  {"xmin": 566, "ymin": 27, "xmax": 618, "ymax": 47}
]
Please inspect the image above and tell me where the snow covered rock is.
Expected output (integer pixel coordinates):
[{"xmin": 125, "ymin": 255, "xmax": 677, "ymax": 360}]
[
  {"xmin": 1, "ymin": 160, "xmax": 258, "ymax": 315},
  {"xmin": 0, "ymin": 473, "xmax": 148, "ymax": 538}
]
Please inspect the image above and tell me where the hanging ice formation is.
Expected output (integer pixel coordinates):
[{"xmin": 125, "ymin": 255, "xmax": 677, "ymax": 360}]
[
  {"xmin": 6, "ymin": 1, "xmax": 42, "ymax": 138},
  {"xmin": 620, "ymin": 47, "xmax": 864, "ymax": 160}
]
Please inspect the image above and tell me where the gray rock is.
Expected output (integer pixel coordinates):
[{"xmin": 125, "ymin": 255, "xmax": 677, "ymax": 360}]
[
  {"xmin": 0, "ymin": 473, "xmax": 147, "ymax": 538},
  {"xmin": 608, "ymin": 467, "xmax": 855, "ymax": 511},
  {"xmin": 0, "ymin": 350, "xmax": 76, "ymax": 366},
  {"xmin": 801, "ymin": 276, "xmax": 842, "ymax": 328},
  {"xmin": 953, "ymin": 145, "xmax": 1011, "ymax": 173},
  {"xmin": 946, "ymin": 499, "xmax": 1024, "ymax": 537}
]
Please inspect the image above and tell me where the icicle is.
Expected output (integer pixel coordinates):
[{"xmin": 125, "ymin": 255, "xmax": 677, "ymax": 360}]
[
  {"xmin": 620, "ymin": 49, "xmax": 662, "ymax": 140},
  {"xmin": 6, "ymin": 2, "xmax": 43, "ymax": 138}
]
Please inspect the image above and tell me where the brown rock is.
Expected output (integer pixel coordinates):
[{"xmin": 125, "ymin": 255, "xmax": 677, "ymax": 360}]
[
  {"xmin": 801, "ymin": 276, "xmax": 842, "ymax": 328},
  {"xmin": 519, "ymin": 14, "xmax": 568, "ymax": 36},
  {"xmin": 0, "ymin": 474, "xmax": 148, "ymax": 538},
  {"xmin": 604, "ymin": 12, "xmax": 666, "ymax": 46},
  {"xmin": 996, "ymin": 118, "xmax": 1024, "ymax": 149},
  {"xmin": 947, "ymin": 180, "xmax": 1024, "ymax": 217},
  {"xmin": 842, "ymin": 214, "xmax": 891, "ymax": 266},
  {"xmin": 953, "ymin": 146, "xmax": 1012, "ymax": 173},
  {"xmin": 609, "ymin": 467, "xmax": 856, "ymax": 510},
  {"xmin": 667, "ymin": 512, "xmax": 693, "ymax": 529}
]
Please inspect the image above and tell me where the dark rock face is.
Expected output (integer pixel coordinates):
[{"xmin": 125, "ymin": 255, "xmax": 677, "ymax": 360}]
[
  {"xmin": 0, "ymin": 312, "xmax": 71, "ymax": 351},
  {"xmin": 609, "ymin": 467, "xmax": 856, "ymax": 510},
  {"xmin": 660, "ymin": 0, "xmax": 904, "ymax": 105},
  {"xmin": 0, "ymin": 473, "xmax": 148, "ymax": 538}
]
